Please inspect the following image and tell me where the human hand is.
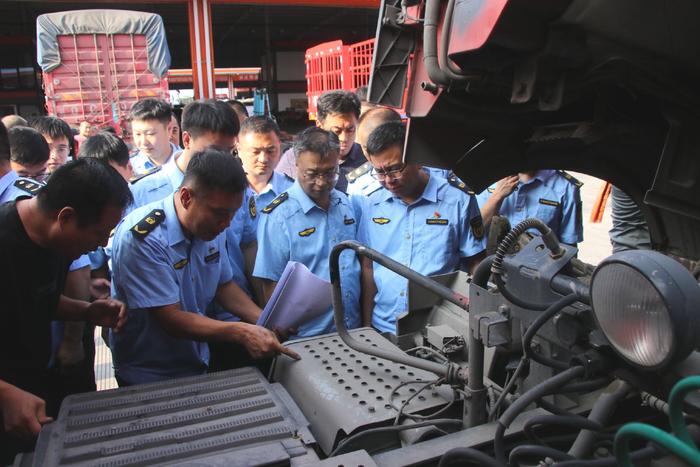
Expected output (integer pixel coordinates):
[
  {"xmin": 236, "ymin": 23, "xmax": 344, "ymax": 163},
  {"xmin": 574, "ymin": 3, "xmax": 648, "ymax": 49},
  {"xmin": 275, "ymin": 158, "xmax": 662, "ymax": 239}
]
[
  {"xmin": 86, "ymin": 299, "xmax": 127, "ymax": 332},
  {"xmin": 0, "ymin": 384, "xmax": 53, "ymax": 439},
  {"xmin": 240, "ymin": 324, "xmax": 301, "ymax": 360},
  {"xmin": 89, "ymin": 278, "xmax": 111, "ymax": 300},
  {"xmin": 493, "ymin": 175, "xmax": 519, "ymax": 199}
]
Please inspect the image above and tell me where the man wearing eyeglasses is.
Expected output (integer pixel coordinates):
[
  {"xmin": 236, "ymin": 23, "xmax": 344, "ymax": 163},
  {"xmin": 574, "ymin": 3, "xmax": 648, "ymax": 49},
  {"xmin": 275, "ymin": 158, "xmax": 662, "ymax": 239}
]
[
  {"xmin": 254, "ymin": 127, "xmax": 362, "ymax": 337},
  {"xmin": 31, "ymin": 116, "xmax": 74, "ymax": 175},
  {"xmin": 358, "ymin": 121, "xmax": 486, "ymax": 334},
  {"xmin": 8, "ymin": 126, "xmax": 50, "ymax": 183},
  {"xmin": 277, "ymin": 90, "xmax": 366, "ymax": 193}
]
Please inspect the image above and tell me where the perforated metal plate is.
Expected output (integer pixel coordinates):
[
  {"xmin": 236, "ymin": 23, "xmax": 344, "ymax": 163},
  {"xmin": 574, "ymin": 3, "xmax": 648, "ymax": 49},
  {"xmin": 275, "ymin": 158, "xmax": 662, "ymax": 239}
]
[
  {"xmin": 32, "ymin": 367, "xmax": 317, "ymax": 466},
  {"xmin": 273, "ymin": 328, "xmax": 454, "ymax": 455}
]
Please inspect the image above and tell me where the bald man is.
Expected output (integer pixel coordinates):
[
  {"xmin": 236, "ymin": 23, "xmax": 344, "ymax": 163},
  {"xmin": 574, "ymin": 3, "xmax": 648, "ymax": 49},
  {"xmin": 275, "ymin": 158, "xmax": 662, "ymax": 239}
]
[
  {"xmin": 1, "ymin": 115, "xmax": 28, "ymax": 130},
  {"xmin": 346, "ymin": 107, "xmax": 402, "ymax": 197}
]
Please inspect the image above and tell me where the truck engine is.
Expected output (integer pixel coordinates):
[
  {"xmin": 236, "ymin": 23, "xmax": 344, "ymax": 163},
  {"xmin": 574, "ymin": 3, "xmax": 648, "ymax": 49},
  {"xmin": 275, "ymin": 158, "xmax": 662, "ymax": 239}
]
[{"xmin": 19, "ymin": 1, "xmax": 700, "ymax": 466}]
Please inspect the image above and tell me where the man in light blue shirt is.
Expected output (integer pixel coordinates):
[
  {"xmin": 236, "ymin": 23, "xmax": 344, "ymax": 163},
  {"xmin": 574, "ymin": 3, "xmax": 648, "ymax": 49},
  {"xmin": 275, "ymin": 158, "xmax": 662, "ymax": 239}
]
[
  {"xmin": 229, "ymin": 117, "xmax": 294, "ymax": 301},
  {"xmin": 128, "ymin": 98, "xmax": 181, "ymax": 177},
  {"xmin": 358, "ymin": 121, "xmax": 486, "ymax": 334},
  {"xmin": 254, "ymin": 128, "xmax": 362, "ymax": 338},
  {"xmin": 129, "ymin": 99, "xmax": 239, "ymax": 211},
  {"xmin": 477, "ymin": 170, "xmax": 583, "ymax": 246},
  {"xmin": 111, "ymin": 149, "xmax": 298, "ymax": 385}
]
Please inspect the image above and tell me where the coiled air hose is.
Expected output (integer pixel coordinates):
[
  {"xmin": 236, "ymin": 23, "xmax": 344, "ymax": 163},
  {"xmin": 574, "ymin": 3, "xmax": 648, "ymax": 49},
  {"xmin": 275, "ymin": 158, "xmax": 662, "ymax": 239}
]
[
  {"xmin": 614, "ymin": 375, "xmax": 700, "ymax": 466},
  {"xmin": 490, "ymin": 218, "xmax": 565, "ymax": 311}
]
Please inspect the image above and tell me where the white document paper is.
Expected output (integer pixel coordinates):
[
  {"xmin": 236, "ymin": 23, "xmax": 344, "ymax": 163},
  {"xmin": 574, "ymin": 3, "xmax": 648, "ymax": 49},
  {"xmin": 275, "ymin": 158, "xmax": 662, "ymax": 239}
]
[{"xmin": 256, "ymin": 261, "xmax": 332, "ymax": 331}]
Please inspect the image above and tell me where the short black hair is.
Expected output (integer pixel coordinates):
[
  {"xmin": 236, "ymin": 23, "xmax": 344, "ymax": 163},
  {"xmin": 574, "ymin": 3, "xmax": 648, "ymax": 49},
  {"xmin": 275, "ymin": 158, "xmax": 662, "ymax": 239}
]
[
  {"xmin": 37, "ymin": 157, "xmax": 133, "ymax": 226},
  {"xmin": 31, "ymin": 116, "xmax": 73, "ymax": 145},
  {"xmin": 366, "ymin": 120, "xmax": 405, "ymax": 156},
  {"xmin": 0, "ymin": 121, "xmax": 9, "ymax": 162},
  {"xmin": 9, "ymin": 126, "xmax": 50, "ymax": 165},
  {"xmin": 293, "ymin": 127, "xmax": 340, "ymax": 161},
  {"xmin": 181, "ymin": 100, "xmax": 239, "ymax": 139},
  {"xmin": 317, "ymin": 90, "xmax": 361, "ymax": 122},
  {"xmin": 227, "ymin": 100, "xmax": 249, "ymax": 118},
  {"xmin": 78, "ymin": 132, "xmax": 130, "ymax": 167},
  {"xmin": 239, "ymin": 116, "xmax": 281, "ymax": 138},
  {"xmin": 129, "ymin": 98, "xmax": 172, "ymax": 126},
  {"xmin": 183, "ymin": 147, "xmax": 246, "ymax": 196}
]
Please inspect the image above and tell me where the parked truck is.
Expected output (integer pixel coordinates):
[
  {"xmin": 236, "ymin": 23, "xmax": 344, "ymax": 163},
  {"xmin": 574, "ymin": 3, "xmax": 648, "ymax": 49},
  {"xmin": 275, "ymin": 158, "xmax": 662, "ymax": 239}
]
[{"xmin": 36, "ymin": 10, "xmax": 171, "ymax": 139}]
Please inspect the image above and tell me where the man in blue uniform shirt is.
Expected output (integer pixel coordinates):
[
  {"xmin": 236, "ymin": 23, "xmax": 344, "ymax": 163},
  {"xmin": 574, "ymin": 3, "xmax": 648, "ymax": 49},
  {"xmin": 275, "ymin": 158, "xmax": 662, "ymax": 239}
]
[
  {"xmin": 129, "ymin": 99, "xmax": 239, "ymax": 211},
  {"xmin": 0, "ymin": 122, "xmax": 44, "ymax": 202},
  {"xmin": 477, "ymin": 170, "xmax": 583, "ymax": 246},
  {"xmin": 129, "ymin": 98, "xmax": 181, "ymax": 177},
  {"xmin": 277, "ymin": 90, "xmax": 365, "ymax": 193},
  {"xmin": 358, "ymin": 121, "xmax": 486, "ymax": 334},
  {"xmin": 111, "ymin": 149, "xmax": 298, "ymax": 385},
  {"xmin": 230, "ymin": 116, "xmax": 294, "ymax": 300},
  {"xmin": 254, "ymin": 128, "xmax": 362, "ymax": 337}
]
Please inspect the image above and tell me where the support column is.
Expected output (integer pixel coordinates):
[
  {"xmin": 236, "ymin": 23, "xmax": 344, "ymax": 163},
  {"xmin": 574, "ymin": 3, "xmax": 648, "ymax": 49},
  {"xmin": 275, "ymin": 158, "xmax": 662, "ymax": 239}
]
[{"xmin": 188, "ymin": 0, "xmax": 216, "ymax": 99}]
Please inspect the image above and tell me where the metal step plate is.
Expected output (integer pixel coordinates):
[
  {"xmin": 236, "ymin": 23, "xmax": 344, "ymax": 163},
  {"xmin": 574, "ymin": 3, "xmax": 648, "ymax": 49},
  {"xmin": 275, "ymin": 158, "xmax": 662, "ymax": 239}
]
[
  {"xmin": 32, "ymin": 367, "xmax": 316, "ymax": 466},
  {"xmin": 273, "ymin": 328, "xmax": 454, "ymax": 455}
]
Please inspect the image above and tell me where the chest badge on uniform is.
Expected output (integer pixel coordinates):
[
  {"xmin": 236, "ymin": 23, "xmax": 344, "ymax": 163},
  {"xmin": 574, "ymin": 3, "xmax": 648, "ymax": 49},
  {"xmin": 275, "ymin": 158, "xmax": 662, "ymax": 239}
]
[
  {"xmin": 131, "ymin": 209, "xmax": 165, "ymax": 239},
  {"xmin": 173, "ymin": 258, "xmax": 189, "ymax": 270},
  {"xmin": 248, "ymin": 196, "xmax": 257, "ymax": 219},
  {"xmin": 204, "ymin": 251, "xmax": 220, "ymax": 263},
  {"xmin": 426, "ymin": 218, "xmax": 449, "ymax": 225},
  {"xmin": 262, "ymin": 192, "xmax": 288, "ymax": 214},
  {"xmin": 539, "ymin": 198, "xmax": 560, "ymax": 207},
  {"xmin": 298, "ymin": 227, "xmax": 316, "ymax": 237},
  {"xmin": 372, "ymin": 217, "xmax": 391, "ymax": 225},
  {"xmin": 344, "ymin": 216, "xmax": 356, "ymax": 225},
  {"xmin": 470, "ymin": 215, "xmax": 485, "ymax": 239}
]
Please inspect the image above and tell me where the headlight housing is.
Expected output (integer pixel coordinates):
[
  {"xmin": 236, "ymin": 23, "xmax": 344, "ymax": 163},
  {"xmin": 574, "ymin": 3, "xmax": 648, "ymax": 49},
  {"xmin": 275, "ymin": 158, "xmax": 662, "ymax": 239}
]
[{"xmin": 590, "ymin": 250, "xmax": 700, "ymax": 371}]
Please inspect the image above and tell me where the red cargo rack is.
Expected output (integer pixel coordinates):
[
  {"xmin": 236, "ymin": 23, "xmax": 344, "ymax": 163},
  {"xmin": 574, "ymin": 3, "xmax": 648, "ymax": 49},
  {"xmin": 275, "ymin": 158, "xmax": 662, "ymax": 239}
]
[
  {"xmin": 43, "ymin": 33, "xmax": 169, "ymax": 138},
  {"xmin": 305, "ymin": 39, "xmax": 374, "ymax": 120}
]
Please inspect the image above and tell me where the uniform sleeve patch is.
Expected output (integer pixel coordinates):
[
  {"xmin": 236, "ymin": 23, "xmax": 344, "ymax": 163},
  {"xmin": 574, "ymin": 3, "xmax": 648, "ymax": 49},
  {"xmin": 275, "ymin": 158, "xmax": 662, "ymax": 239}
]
[
  {"xmin": 426, "ymin": 218, "xmax": 449, "ymax": 225},
  {"xmin": 298, "ymin": 227, "xmax": 316, "ymax": 237},
  {"xmin": 470, "ymin": 215, "xmax": 485, "ymax": 239},
  {"xmin": 539, "ymin": 198, "xmax": 560, "ymax": 207},
  {"xmin": 204, "ymin": 251, "xmax": 220, "ymax": 263},
  {"xmin": 447, "ymin": 175, "xmax": 474, "ymax": 195},
  {"xmin": 372, "ymin": 217, "xmax": 391, "ymax": 225},
  {"xmin": 558, "ymin": 170, "xmax": 584, "ymax": 188},
  {"xmin": 130, "ymin": 165, "xmax": 162, "ymax": 184},
  {"xmin": 13, "ymin": 179, "xmax": 42, "ymax": 195},
  {"xmin": 262, "ymin": 192, "xmax": 288, "ymax": 214},
  {"xmin": 173, "ymin": 258, "xmax": 189, "ymax": 270},
  {"xmin": 347, "ymin": 162, "xmax": 371, "ymax": 183},
  {"xmin": 130, "ymin": 209, "xmax": 165, "ymax": 239},
  {"xmin": 248, "ymin": 196, "xmax": 257, "ymax": 219}
]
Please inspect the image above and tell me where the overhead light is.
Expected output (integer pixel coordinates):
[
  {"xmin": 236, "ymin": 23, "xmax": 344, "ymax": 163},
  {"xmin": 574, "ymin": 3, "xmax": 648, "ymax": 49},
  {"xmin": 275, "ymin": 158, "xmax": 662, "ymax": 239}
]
[{"xmin": 590, "ymin": 250, "xmax": 700, "ymax": 370}]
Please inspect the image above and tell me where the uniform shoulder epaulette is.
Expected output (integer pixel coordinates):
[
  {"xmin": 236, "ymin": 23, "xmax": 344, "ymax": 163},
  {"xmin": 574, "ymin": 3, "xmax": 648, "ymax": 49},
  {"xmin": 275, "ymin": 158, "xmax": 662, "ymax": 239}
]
[
  {"xmin": 13, "ymin": 178, "xmax": 43, "ymax": 196},
  {"xmin": 262, "ymin": 192, "xmax": 288, "ymax": 214},
  {"xmin": 447, "ymin": 175, "xmax": 475, "ymax": 196},
  {"xmin": 130, "ymin": 166, "xmax": 162, "ymax": 185},
  {"xmin": 130, "ymin": 209, "xmax": 165, "ymax": 239},
  {"xmin": 558, "ymin": 170, "xmax": 583, "ymax": 188},
  {"xmin": 347, "ymin": 162, "xmax": 371, "ymax": 183}
]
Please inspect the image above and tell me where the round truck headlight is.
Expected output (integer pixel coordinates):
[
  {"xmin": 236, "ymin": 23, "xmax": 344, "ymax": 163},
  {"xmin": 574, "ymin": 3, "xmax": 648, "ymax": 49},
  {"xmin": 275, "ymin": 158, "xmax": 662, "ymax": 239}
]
[{"xmin": 590, "ymin": 250, "xmax": 700, "ymax": 370}]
